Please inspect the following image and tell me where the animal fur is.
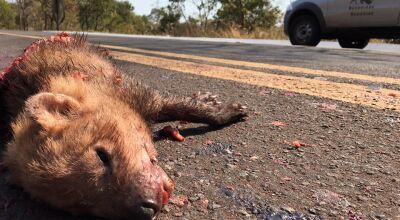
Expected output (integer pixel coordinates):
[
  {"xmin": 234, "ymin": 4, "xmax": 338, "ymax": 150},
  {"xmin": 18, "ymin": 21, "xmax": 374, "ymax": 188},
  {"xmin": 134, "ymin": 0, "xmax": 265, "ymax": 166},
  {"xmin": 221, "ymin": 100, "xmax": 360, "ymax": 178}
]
[{"xmin": 0, "ymin": 33, "xmax": 246, "ymax": 219}]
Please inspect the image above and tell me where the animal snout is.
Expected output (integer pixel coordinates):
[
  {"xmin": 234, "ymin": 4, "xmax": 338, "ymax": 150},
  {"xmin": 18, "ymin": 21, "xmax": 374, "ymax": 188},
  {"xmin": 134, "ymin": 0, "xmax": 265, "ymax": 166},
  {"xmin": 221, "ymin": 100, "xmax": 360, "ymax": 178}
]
[
  {"xmin": 135, "ymin": 200, "xmax": 160, "ymax": 220},
  {"xmin": 131, "ymin": 164, "xmax": 174, "ymax": 219},
  {"xmin": 156, "ymin": 165, "xmax": 174, "ymax": 205}
]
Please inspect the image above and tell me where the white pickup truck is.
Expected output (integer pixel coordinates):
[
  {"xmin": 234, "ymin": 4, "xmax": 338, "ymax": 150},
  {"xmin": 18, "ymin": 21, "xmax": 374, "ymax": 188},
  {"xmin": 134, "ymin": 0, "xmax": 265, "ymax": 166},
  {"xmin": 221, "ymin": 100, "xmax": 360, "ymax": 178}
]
[{"xmin": 284, "ymin": 0, "xmax": 400, "ymax": 49}]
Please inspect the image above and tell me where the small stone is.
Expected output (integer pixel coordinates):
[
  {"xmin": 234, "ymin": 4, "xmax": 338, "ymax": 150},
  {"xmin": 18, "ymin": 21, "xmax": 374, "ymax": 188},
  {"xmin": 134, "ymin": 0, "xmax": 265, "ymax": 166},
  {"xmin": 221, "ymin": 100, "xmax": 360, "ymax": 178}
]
[
  {"xmin": 224, "ymin": 149, "xmax": 233, "ymax": 154},
  {"xmin": 170, "ymin": 195, "xmax": 188, "ymax": 207},
  {"xmin": 366, "ymin": 170, "xmax": 375, "ymax": 175},
  {"xmin": 174, "ymin": 212, "xmax": 183, "ymax": 217},
  {"xmin": 329, "ymin": 210, "xmax": 338, "ymax": 216},
  {"xmin": 197, "ymin": 198, "xmax": 209, "ymax": 212},
  {"xmin": 162, "ymin": 205, "xmax": 170, "ymax": 213},
  {"xmin": 174, "ymin": 171, "xmax": 182, "ymax": 177},
  {"xmin": 164, "ymin": 164, "xmax": 172, "ymax": 171},
  {"xmin": 222, "ymin": 187, "xmax": 235, "ymax": 197},
  {"xmin": 357, "ymin": 195, "xmax": 368, "ymax": 201},
  {"xmin": 282, "ymin": 207, "xmax": 295, "ymax": 212},
  {"xmin": 238, "ymin": 209, "xmax": 250, "ymax": 216},
  {"xmin": 281, "ymin": 176, "xmax": 292, "ymax": 181},
  {"xmin": 247, "ymin": 173, "xmax": 258, "ymax": 181},
  {"xmin": 188, "ymin": 196, "xmax": 199, "ymax": 202},
  {"xmin": 209, "ymin": 202, "xmax": 222, "ymax": 210},
  {"xmin": 249, "ymin": 156, "xmax": 259, "ymax": 161},
  {"xmin": 251, "ymin": 208, "xmax": 259, "ymax": 214},
  {"xmin": 239, "ymin": 171, "xmax": 248, "ymax": 178},
  {"xmin": 301, "ymin": 181, "xmax": 310, "ymax": 186},
  {"xmin": 309, "ymin": 208, "xmax": 317, "ymax": 214},
  {"xmin": 226, "ymin": 163, "xmax": 236, "ymax": 169},
  {"xmin": 197, "ymin": 193, "xmax": 205, "ymax": 199},
  {"xmin": 375, "ymin": 214, "xmax": 386, "ymax": 219}
]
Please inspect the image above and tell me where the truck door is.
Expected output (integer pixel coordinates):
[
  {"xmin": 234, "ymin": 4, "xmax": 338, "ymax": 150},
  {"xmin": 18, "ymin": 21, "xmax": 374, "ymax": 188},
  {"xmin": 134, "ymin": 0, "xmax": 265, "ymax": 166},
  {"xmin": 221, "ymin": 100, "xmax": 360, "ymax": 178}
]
[{"xmin": 326, "ymin": 0, "xmax": 400, "ymax": 27}]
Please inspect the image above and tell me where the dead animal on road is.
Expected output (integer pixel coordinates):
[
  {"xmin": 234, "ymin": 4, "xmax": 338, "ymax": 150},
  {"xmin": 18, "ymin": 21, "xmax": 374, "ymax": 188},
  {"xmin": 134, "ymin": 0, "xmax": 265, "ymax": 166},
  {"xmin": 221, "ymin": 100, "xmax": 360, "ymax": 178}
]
[{"xmin": 0, "ymin": 33, "xmax": 247, "ymax": 220}]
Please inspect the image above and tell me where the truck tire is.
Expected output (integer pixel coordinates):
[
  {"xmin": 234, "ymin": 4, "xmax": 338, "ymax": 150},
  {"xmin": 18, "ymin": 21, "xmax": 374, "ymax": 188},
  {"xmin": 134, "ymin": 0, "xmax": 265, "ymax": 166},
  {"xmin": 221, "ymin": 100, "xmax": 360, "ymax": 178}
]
[
  {"xmin": 289, "ymin": 15, "xmax": 321, "ymax": 47},
  {"xmin": 338, "ymin": 37, "xmax": 369, "ymax": 49}
]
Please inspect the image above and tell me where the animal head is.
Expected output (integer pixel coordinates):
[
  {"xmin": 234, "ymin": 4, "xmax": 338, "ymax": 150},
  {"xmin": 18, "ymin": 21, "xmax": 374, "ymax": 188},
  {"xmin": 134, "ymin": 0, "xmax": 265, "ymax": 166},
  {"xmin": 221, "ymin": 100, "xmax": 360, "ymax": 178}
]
[{"xmin": 4, "ymin": 78, "xmax": 173, "ymax": 220}]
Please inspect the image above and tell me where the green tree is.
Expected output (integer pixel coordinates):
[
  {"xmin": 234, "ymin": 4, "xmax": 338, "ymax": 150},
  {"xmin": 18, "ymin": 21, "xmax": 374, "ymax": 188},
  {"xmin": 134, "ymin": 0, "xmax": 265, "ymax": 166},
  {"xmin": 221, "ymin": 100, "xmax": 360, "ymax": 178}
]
[
  {"xmin": 149, "ymin": 5, "xmax": 181, "ymax": 34},
  {"xmin": 0, "ymin": 0, "xmax": 16, "ymax": 29},
  {"xmin": 16, "ymin": 0, "xmax": 33, "ymax": 30},
  {"xmin": 15, "ymin": 0, "xmax": 78, "ymax": 30},
  {"xmin": 78, "ymin": 0, "xmax": 149, "ymax": 34},
  {"xmin": 130, "ymin": 15, "xmax": 151, "ymax": 34},
  {"xmin": 107, "ymin": 1, "xmax": 150, "ymax": 34},
  {"xmin": 216, "ymin": 0, "xmax": 280, "ymax": 32},
  {"xmin": 60, "ymin": 0, "xmax": 80, "ymax": 30},
  {"xmin": 169, "ymin": 0, "xmax": 187, "ymax": 21},
  {"xmin": 15, "ymin": 0, "xmax": 43, "ymax": 30},
  {"xmin": 192, "ymin": 0, "xmax": 217, "ymax": 30},
  {"xmin": 158, "ymin": 5, "xmax": 181, "ymax": 34},
  {"xmin": 41, "ymin": 0, "xmax": 52, "ymax": 29},
  {"xmin": 78, "ymin": 0, "xmax": 116, "ymax": 31}
]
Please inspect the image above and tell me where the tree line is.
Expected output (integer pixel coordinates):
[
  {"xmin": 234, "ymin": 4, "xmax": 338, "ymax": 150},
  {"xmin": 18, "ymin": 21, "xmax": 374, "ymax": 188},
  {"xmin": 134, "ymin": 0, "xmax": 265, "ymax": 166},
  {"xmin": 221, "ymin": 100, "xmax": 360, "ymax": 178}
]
[{"xmin": 0, "ymin": 0, "xmax": 281, "ymax": 36}]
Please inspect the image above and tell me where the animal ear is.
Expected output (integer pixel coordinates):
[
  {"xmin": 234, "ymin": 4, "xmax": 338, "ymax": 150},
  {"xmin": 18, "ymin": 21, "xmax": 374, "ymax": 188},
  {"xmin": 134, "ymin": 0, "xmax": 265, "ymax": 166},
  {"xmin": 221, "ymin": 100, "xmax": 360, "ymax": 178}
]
[{"xmin": 25, "ymin": 92, "xmax": 81, "ymax": 131}]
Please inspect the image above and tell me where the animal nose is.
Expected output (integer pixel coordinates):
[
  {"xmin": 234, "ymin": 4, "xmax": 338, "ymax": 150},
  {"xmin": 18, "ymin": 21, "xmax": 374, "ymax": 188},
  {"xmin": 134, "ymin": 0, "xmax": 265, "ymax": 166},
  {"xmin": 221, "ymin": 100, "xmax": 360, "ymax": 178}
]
[{"xmin": 139, "ymin": 200, "xmax": 160, "ymax": 220}]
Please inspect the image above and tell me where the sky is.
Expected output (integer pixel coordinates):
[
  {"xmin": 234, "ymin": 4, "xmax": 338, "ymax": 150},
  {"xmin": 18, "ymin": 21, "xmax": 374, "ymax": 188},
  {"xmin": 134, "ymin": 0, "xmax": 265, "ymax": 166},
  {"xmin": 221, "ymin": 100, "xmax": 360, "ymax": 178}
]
[{"xmin": 129, "ymin": 0, "xmax": 291, "ymax": 16}]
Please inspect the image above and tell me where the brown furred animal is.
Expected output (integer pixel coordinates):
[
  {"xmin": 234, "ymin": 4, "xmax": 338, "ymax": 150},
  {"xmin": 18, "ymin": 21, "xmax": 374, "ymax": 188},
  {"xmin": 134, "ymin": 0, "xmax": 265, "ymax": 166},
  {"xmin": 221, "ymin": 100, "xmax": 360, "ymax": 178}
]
[{"xmin": 0, "ymin": 33, "xmax": 247, "ymax": 220}]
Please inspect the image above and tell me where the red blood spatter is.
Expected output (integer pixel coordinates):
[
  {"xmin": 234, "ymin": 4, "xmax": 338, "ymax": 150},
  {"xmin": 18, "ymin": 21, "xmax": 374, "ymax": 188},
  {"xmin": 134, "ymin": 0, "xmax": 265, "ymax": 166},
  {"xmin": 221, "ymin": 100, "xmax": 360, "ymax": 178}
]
[
  {"xmin": 162, "ymin": 191, "xmax": 170, "ymax": 205},
  {"xmin": 271, "ymin": 121, "xmax": 286, "ymax": 126},
  {"xmin": 292, "ymin": 140, "xmax": 302, "ymax": 148},
  {"xmin": 169, "ymin": 195, "xmax": 188, "ymax": 207},
  {"xmin": 160, "ymin": 126, "xmax": 185, "ymax": 142},
  {"xmin": 72, "ymin": 72, "xmax": 89, "ymax": 81},
  {"xmin": 320, "ymin": 103, "xmax": 337, "ymax": 110},
  {"xmin": 284, "ymin": 92, "xmax": 296, "ymax": 97},
  {"xmin": 0, "ymin": 32, "xmax": 74, "ymax": 81}
]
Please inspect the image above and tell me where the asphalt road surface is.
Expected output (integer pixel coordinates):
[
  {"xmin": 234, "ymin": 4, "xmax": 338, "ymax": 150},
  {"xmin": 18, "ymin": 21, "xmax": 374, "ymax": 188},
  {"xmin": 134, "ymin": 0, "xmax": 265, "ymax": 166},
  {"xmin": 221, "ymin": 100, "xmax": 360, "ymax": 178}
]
[{"xmin": 0, "ymin": 31, "xmax": 399, "ymax": 220}]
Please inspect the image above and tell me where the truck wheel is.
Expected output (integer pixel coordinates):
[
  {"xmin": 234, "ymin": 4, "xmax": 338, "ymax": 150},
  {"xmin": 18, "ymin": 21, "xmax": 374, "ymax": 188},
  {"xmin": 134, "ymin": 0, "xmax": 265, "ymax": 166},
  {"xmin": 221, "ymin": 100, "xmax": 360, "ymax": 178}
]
[
  {"xmin": 338, "ymin": 37, "xmax": 369, "ymax": 49},
  {"xmin": 289, "ymin": 15, "xmax": 321, "ymax": 46}
]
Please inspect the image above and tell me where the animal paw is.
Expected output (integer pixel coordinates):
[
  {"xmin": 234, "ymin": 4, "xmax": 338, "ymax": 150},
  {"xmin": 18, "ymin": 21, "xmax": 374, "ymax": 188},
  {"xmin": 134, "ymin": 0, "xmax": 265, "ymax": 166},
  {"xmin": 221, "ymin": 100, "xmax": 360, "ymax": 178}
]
[
  {"xmin": 191, "ymin": 91, "xmax": 221, "ymax": 106},
  {"xmin": 212, "ymin": 102, "xmax": 248, "ymax": 125},
  {"xmin": 190, "ymin": 92, "xmax": 248, "ymax": 126}
]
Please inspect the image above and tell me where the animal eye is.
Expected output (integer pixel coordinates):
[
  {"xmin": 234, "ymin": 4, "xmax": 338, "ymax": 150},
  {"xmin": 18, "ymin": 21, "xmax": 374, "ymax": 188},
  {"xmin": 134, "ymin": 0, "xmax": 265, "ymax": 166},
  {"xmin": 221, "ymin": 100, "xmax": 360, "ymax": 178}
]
[{"xmin": 96, "ymin": 148, "xmax": 110, "ymax": 167}]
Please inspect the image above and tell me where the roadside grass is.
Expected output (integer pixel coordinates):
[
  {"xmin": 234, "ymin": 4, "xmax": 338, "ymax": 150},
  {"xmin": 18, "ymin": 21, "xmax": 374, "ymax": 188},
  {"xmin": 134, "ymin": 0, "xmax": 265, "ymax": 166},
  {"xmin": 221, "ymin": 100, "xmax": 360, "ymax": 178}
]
[{"xmin": 162, "ymin": 25, "xmax": 288, "ymax": 40}]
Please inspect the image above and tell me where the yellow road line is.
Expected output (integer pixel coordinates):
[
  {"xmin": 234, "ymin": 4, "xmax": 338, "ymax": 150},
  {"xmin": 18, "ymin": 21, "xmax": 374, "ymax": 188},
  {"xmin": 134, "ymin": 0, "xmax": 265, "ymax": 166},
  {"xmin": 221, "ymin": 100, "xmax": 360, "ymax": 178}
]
[
  {"xmin": 100, "ymin": 44, "xmax": 400, "ymax": 86},
  {"xmin": 111, "ymin": 50, "xmax": 400, "ymax": 111},
  {"xmin": 2, "ymin": 32, "xmax": 400, "ymax": 86},
  {"xmin": 1, "ymin": 32, "xmax": 399, "ymax": 111}
]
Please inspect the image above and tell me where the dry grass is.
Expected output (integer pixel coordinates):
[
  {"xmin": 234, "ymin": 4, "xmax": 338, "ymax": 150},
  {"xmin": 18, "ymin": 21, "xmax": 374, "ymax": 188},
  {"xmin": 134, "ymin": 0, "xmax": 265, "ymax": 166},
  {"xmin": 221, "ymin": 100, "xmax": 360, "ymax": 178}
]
[{"xmin": 167, "ymin": 24, "xmax": 287, "ymax": 40}]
